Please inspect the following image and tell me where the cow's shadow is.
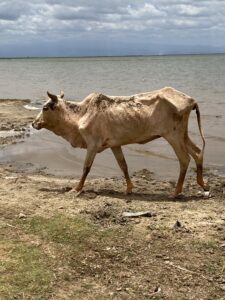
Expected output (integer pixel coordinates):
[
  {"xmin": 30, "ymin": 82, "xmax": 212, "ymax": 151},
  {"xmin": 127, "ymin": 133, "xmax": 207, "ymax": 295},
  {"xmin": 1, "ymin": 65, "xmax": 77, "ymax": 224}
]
[
  {"xmin": 79, "ymin": 188, "xmax": 202, "ymax": 202},
  {"xmin": 39, "ymin": 186, "xmax": 203, "ymax": 202}
]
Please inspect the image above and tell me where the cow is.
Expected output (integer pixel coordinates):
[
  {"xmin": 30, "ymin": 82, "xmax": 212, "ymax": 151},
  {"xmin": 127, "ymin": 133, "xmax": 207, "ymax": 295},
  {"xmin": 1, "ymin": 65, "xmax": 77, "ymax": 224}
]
[{"xmin": 32, "ymin": 87, "xmax": 209, "ymax": 197}]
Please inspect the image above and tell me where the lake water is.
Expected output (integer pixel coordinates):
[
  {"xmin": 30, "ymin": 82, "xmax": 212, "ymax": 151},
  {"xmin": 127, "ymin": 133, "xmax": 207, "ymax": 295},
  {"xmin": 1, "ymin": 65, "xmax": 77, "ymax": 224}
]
[{"xmin": 0, "ymin": 55, "xmax": 225, "ymax": 179}]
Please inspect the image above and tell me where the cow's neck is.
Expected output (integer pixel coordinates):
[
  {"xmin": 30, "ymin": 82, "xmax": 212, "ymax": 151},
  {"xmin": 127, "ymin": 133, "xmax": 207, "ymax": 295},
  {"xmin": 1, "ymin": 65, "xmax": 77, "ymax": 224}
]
[{"xmin": 50, "ymin": 102, "xmax": 86, "ymax": 148}]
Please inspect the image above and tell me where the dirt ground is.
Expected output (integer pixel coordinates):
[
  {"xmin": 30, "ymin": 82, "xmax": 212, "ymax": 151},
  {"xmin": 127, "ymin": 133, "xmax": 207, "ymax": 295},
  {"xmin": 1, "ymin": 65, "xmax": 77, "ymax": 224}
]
[{"xmin": 0, "ymin": 100, "xmax": 225, "ymax": 300}]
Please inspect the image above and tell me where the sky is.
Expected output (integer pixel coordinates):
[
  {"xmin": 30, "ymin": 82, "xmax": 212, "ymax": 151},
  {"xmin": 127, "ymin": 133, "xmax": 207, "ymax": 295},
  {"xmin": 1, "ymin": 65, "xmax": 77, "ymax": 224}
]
[{"xmin": 0, "ymin": 0, "xmax": 225, "ymax": 57}]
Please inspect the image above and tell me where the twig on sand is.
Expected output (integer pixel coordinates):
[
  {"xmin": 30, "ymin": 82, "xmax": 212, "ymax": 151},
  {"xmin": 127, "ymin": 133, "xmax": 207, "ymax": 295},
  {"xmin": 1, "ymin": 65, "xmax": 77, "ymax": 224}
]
[
  {"xmin": 3, "ymin": 223, "xmax": 17, "ymax": 229},
  {"xmin": 164, "ymin": 261, "xmax": 212, "ymax": 282},
  {"xmin": 122, "ymin": 211, "xmax": 156, "ymax": 218}
]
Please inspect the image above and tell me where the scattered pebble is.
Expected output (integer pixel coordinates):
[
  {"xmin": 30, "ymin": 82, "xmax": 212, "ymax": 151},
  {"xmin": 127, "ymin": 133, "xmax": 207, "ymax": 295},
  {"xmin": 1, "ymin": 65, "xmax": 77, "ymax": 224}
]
[
  {"xmin": 173, "ymin": 220, "xmax": 191, "ymax": 233},
  {"xmin": 203, "ymin": 191, "xmax": 211, "ymax": 198},
  {"xmin": 219, "ymin": 285, "xmax": 225, "ymax": 291},
  {"xmin": 18, "ymin": 212, "xmax": 26, "ymax": 219},
  {"xmin": 173, "ymin": 220, "xmax": 182, "ymax": 228},
  {"xmin": 197, "ymin": 190, "xmax": 212, "ymax": 198}
]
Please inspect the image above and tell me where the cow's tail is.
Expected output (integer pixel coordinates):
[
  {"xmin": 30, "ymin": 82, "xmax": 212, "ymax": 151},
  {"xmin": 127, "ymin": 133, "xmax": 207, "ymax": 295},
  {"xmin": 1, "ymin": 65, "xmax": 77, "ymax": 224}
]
[{"xmin": 193, "ymin": 103, "xmax": 205, "ymax": 160}]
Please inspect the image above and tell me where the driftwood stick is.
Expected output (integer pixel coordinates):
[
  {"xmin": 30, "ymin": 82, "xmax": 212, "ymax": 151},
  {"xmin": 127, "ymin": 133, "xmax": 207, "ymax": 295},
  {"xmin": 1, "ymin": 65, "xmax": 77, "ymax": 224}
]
[{"xmin": 164, "ymin": 261, "xmax": 212, "ymax": 282}]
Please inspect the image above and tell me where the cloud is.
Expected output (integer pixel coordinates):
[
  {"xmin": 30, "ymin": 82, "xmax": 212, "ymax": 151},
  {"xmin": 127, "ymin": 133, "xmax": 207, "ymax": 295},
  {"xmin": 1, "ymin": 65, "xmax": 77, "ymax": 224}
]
[
  {"xmin": 0, "ymin": 0, "xmax": 31, "ymax": 21},
  {"xmin": 0, "ymin": 0, "xmax": 225, "ymax": 56}
]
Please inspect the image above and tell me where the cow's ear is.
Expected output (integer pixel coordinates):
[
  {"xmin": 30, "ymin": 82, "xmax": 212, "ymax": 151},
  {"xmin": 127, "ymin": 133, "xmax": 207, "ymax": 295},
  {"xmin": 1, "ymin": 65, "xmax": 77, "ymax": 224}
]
[
  {"xmin": 60, "ymin": 91, "xmax": 64, "ymax": 99},
  {"xmin": 47, "ymin": 91, "xmax": 58, "ymax": 103}
]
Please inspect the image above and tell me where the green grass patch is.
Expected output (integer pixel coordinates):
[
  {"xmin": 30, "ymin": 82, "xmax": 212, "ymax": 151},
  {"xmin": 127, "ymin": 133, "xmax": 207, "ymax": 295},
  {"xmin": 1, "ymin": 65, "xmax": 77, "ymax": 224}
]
[
  {"xmin": 1, "ymin": 213, "xmax": 223, "ymax": 299},
  {"xmin": 20, "ymin": 214, "xmax": 95, "ymax": 246},
  {"xmin": 16, "ymin": 214, "xmax": 136, "ymax": 278},
  {"xmin": 0, "ymin": 240, "xmax": 53, "ymax": 299},
  {"xmin": 17, "ymin": 214, "xmax": 133, "ymax": 249},
  {"xmin": 192, "ymin": 239, "xmax": 218, "ymax": 251}
]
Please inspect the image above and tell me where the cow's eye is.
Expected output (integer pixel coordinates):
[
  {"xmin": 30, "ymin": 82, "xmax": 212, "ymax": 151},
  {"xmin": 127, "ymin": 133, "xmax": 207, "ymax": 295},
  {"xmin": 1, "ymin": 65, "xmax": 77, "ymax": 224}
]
[{"xmin": 43, "ymin": 106, "xmax": 48, "ymax": 111}]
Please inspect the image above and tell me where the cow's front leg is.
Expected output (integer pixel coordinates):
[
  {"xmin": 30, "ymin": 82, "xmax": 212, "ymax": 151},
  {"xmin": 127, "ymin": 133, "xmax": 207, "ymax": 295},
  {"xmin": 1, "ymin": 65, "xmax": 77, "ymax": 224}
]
[
  {"xmin": 111, "ymin": 146, "xmax": 133, "ymax": 194},
  {"xmin": 74, "ymin": 147, "xmax": 97, "ymax": 192}
]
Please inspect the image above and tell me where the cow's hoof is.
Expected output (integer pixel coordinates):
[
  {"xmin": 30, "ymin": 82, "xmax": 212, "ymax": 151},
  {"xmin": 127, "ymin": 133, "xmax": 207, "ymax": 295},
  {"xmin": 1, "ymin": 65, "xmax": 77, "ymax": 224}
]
[
  {"xmin": 75, "ymin": 184, "xmax": 84, "ymax": 192},
  {"xmin": 68, "ymin": 188, "xmax": 83, "ymax": 197},
  {"xmin": 75, "ymin": 190, "xmax": 83, "ymax": 197},
  {"xmin": 169, "ymin": 193, "xmax": 184, "ymax": 199},
  {"xmin": 125, "ymin": 189, "xmax": 133, "ymax": 195}
]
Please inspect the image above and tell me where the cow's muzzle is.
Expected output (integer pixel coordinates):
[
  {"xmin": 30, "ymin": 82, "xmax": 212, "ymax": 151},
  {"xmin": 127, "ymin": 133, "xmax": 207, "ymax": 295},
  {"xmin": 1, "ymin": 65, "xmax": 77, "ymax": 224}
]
[{"xmin": 32, "ymin": 121, "xmax": 42, "ymax": 130}]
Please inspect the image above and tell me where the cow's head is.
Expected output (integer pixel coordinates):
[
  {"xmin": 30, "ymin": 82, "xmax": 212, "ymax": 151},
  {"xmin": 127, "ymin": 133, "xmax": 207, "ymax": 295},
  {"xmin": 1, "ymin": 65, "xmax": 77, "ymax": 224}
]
[{"xmin": 32, "ymin": 91, "xmax": 64, "ymax": 130}]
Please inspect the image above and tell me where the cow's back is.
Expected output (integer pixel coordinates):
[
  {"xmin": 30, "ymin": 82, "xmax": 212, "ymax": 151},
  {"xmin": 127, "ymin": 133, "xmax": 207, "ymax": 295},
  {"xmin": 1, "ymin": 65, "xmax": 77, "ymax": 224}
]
[
  {"xmin": 79, "ymin": 88, "xmax": 196, "ymax": 147},
  {"xmin": 134, "ymin": 87, "xmax": 196, "ymax": 115},
  {"xmin": 80, "ymin": 92, "xmax": 160, "ymax": 146}
]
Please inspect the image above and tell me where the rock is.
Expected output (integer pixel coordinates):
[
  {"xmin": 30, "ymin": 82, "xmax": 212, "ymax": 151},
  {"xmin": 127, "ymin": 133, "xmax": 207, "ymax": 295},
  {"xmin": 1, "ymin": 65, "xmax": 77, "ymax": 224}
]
[
  {"xmin": 219, "ymin": 284, "xmax": 225, "ymax": 291},
  {"xmin": 173, "ymin": 220, "xmax": 191, "ymax": 233},
  {"xmin": 18, "ymin": 212, "xmax": 26, "ymax": 219},
  {"xmin": 203, "ymin": 191, "xmax": 211, "ymax": 198},
  {"xmin": 197, "ymin": 191, "xmax": 212, "ymax": 198},
  {"xmin": 173, "ymin": 220, "xmax": 182, "ymax": 228}
]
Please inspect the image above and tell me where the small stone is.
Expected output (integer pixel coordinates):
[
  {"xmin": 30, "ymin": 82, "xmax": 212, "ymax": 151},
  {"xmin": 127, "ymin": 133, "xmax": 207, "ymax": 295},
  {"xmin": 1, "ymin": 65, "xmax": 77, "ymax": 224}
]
[
  {"xmin": 18, "ymin": 212, "xmax": 26, "ymax": 219},
  {"xmin": 173, "ymin": 220, "xmax": 191, "ymax": 233},
  {"xmin": 219, "ymin": 285, "xmax": 225, "ymax": 291},
  {"xmin": 31, "ymin": 240, "xmax": 42, "ymax": 246},
  {"xmin": 203, "ymin": 191, "xmax": 211, "ymax": 198},
  {"xmin": 174, "ymin": 220, "xmax": 182, "ymax": 228},
  {"xmin": 163, "ymin": 257, "xmax": 170, "ymax": 261}
]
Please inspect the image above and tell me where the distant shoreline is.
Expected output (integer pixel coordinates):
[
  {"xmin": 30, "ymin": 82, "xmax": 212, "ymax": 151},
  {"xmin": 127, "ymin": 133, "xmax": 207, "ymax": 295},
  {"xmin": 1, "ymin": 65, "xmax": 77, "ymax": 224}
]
[{"xmin": 0, "ymin": 52, "xmax": 225, "ymax": 60}]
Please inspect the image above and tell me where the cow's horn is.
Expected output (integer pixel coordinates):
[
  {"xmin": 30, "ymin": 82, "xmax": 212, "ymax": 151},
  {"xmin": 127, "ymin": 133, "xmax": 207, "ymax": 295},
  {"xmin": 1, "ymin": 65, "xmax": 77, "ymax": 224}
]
[{"xmin": 47, "ymin": 91, "xmax": 58, "ymax": 103}]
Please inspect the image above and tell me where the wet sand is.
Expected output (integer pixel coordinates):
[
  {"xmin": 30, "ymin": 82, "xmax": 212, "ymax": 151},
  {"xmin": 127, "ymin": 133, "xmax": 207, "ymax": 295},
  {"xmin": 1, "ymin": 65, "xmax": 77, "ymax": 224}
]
[{"xmin": 0, "ymin": 99, "xmax": 37, "ymax": 145}]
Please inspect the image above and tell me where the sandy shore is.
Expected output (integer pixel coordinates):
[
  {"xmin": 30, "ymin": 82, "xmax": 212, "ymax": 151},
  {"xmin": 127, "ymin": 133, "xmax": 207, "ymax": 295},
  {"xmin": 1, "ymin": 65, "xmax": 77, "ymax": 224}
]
[
  {"xmin": 0, "ymin": 99, "xmax": 225, "ymax": 299},
  {"xmin": 0, "ymin": 99, "xmax": 37, "ymax": 145}
]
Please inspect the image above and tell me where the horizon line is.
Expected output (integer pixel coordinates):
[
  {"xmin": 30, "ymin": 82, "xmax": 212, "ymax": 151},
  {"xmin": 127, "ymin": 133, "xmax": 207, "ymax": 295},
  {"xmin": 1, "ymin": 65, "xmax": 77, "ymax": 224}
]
[{"xmin": 0, "ymin": 52, "xmax": 225, "ymax": 59}]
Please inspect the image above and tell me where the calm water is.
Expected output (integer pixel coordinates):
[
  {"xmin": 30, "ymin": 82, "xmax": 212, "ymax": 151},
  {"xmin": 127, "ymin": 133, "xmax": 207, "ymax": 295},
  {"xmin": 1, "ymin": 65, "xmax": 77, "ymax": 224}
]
[{"xmin": 0, "ymin": 55, "xmax": 225, "ymax": 178}]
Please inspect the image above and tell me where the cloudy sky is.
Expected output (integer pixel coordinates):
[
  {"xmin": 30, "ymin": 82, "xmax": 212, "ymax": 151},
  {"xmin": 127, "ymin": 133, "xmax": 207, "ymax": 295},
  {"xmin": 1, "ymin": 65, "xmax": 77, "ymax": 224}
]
[{"xmin": 0, "ymin": 0, "xmax": 225, "ymax": 57}]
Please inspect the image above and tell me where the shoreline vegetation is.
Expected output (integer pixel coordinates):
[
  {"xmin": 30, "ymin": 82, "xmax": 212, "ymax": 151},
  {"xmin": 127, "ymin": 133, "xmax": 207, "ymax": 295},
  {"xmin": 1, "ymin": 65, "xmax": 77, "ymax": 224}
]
[{"xmin": 0, "ymin": 99, "xmax": 225, "ymax": 299}]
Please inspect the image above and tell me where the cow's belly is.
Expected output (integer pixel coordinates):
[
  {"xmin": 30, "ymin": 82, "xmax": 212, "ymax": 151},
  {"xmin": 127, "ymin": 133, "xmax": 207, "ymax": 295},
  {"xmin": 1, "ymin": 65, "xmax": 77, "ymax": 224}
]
[{"xmin": 100, "ymin": 114, "xmax": 159, "ymax": 148}]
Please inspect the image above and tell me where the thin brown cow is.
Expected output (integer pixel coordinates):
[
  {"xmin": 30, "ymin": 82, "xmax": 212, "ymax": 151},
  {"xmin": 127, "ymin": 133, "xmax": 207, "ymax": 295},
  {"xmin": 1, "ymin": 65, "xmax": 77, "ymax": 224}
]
[{"xmin": 32, "ymin": 87, "xmax": 209, "ymax": 197}]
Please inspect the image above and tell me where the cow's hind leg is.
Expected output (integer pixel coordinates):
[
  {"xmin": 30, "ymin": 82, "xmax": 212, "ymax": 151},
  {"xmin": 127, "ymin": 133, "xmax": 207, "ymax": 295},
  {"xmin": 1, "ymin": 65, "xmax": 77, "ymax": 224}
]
[
  {"xmin": 166, "ymin": 138, "xmax": 191, "ymax": 197},
  {"xmin": 111, "ymin": 146, "xmax": 133, "ymax": 194},
  {"xmin": 186, "ymin": 136, "xmax": 209, "ymax": 191}
]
